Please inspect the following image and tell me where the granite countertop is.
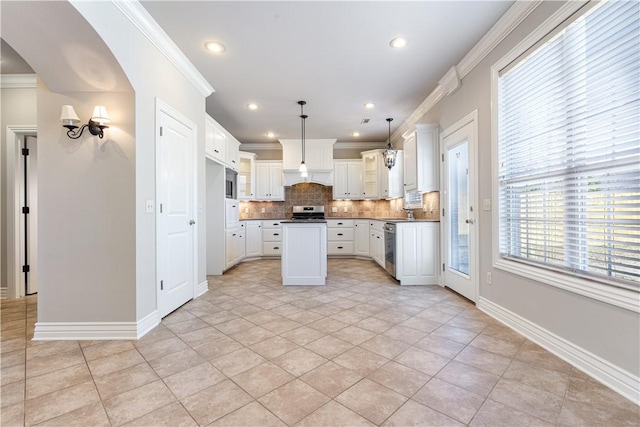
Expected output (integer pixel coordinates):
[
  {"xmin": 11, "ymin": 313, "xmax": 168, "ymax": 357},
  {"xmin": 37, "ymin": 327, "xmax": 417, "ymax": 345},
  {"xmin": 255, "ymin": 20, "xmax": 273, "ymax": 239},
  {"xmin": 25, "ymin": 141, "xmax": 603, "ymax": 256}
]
[
  {"xmin": 280, "ymin": 219, "xmax": 327, "ymax": 223},
  {"xmin": 242, "ymin": 217, "xmax": 439, "ymax": 222}
]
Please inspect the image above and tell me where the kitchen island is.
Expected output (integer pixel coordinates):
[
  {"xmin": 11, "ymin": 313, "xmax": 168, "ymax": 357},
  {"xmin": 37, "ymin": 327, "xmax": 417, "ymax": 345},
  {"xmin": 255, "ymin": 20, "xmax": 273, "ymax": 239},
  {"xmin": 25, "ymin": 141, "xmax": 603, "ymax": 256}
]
[{"xmin": 281, "ymin": 220, "xmax": 327, "ymax": 285}]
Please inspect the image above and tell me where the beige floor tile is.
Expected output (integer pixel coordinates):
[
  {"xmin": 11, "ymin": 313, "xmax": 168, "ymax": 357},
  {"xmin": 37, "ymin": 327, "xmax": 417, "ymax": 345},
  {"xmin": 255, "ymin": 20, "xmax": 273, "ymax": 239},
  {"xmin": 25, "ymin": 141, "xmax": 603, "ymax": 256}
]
[
  {"xmin": 232, "ymin": 361, "xmax": 294, "ymax": 398},
  {"xmin": 161, "ymin": 309, "xmax": 196, "ymax": 326},
  {"xmin": 1, "ymin": 380, "xmax": 24, "ymax": 408},
  {"xmin": 200, "ymin": 310, "xmax": 239, "ymax": 326},
  {"xmin": 191, "ymin": 335, "xmax": 244, "ymax": 361},
  {"xmin": 503, "ymin": 359, "xmax": 570, "ymax": 396},
  {"xmin": 209, "ymin": 401, "xmax": 286, "ymax": 427},
  {"xmin": 231, "ymin": 326, "xmax": 276, "ymax": 346},
  {"xmin": 26, "ymin": 363, "xmax": 92, "ymax": 400},
  {"xmin": 557, "ymin": 396, "xmax": 639, "ymax": 426},
  {"xmin": 285, "ymin": 310, "xmax": 325, "ymax": 325},
  {"xmin": 269, "ymin": 303, "xmax": 303, "ymax": 317},
  {"xmin": 0, "ymin": 402, "xmax": 24, "ymax": 427},
  {"xmin": 367, "ymin": 361, "xmax": 431, "ymax": 397},
  {"xmin": 296, "ymin": 400, "xmax": 375, "ymax": 427},
  {"xmin": 87, "ymin": 348, "xmax": 146, "ymax": 377},
  {"xmin": 469, "ymin": 333, "xmax": 523, "ymax": 358},
  {"xmin": 215, "ymin": 317, "xmax": 259, "ymax": 335},
  {"xmin": 1, "ymin": 363, "xmax": 24, "ymax": 386},
  {"xmin": 258, "ymin": 379, "xmax": 330, "ymax": 426},
  {"xmin": 134, "ymin": 336, "xmax": 189, "ymax": 361},
  {"xmin": 25, "ymin": 381, "xmax": 101, "ymax": 425},
  {"xmin": 382, "ymin": 399, "xmax": 464, "ymax": 427},
  {"xmin": 165, "ymin": 362, "xmax": 227, "ymax": 399},
  {"xmin": 164, "ymin": 317, "xmax": 210, "ymax": 335},
  {"xmin": 103, "ymin": 380, "xmax": 176, "ymax": 426},
  {"xmin": 181, "ymin": 379, "xmax": 253, "ymax": 426},
  {"xmin": 1, "ymin": 349, "xmax": 25, "ymax": 368},
  {"xmin": 26, "ymin": 347, "xmax": 85, "ymax": 379},
  {"xmin": 360, "ymin": 335, "xmax": 410, "ymax": 359},
  {"xmin": 272, "ymin": 347, "xmax": 328, "ymax": 376},
  {"xmin": 331, "ymin": 325, "xmax": 377, "ymax": 345},
  {"xmin": 244, "ymin": 310, "xmax": 283, "ymax": 325},
  {"xmin": 304, "ymin": 335, "xmax": 353, "ymax": 359},
  {"xmin": 26, "ymin": 341, "xmax": 80, "ymax": 360},
  {"xmin": 262, "ymin": 318, "xmax": 304, "ymax": 334},
  {"xmin": 300, "ymin": 361, "xmax": 363, "ymax": 398},
  {"xmin": 34, "ymin": 402, "xmax": 110, "ymax": 427},
  {"xmin": 94, "ymin": 363, "xmax": 159, "ymax": 400},
  {"xmin": 147, "ymin": 347, "xmax": 206, "ymax": 378},
  {"xmin": 432, "ymin": 324, "xmax": 478, "ymax": 344},
  {"xmin": 307, "ymin": 317, "xmax": 349, "ymax": 334},
  {"xmin": 489, "ymin": 377, "xmax": 564, "ymax": 424},
  {"xmin": 355, "ymin": 317, "xmax": 394, "ymax": 334},
  {"xmin": 177, "ymin": 326, "xmax": 225, "ymax": 346},
  {"xmin": 212, "ymin": 347, "xmax": 266, "ymax": 377},
  {"xmin": 413, "ymin": 377, "xmax": 485, "ymax": 424},
  {"xmin": 122, "ymin": 401, "xmax": 197, "ymax": 427},
  {"xmin": 394, "ymin": 346, "xmax": 450, "ymax": 376},
  {"xmin": 382, "ymin": 325, "xmax": 428, "ymax": 345},
  {"xmin": 470, "ymin": 399, "xmax": 553, "ymax": 426},
  {"xmin": 330, "ymin": 309, "xmax": 369, "ymax": 324},
  {"xmin": 135, "ymin": 324, "xmax": 175, "ymax": 345},
  {"xmin": 335, "ymin": 378, "xmax": 407, "ymax": 425},
  {"xmin": 415, "ymin": 334, "xmax": 466, "ymax": 358},
  {"xmin": 81, "ymin": 341, "xmax": 136, "ymax": 362},
  {"xmin": 250, "ymin": 336, "xmax": 299, "ymax": 359},
  {"xmin": 447, "ymin": 316, "xmax": 490, "ymax": 333},
  {"xmin": 435, "ymin": 360, "xmax": 500, "ymax": 397},
  {"xmin": 0, "ymin": 338, "xmax": 26, "ymax": 354},
  {"xmin": 280, "ymin": 326, "xmax": 326, "ymax": 345},
  {"xmin": 333, "ymin": 347, "xmax": 389, "ymax": 377},
  {"xmin": 454, "ymin": 345, "xmax": 512, "ymax": 376}
]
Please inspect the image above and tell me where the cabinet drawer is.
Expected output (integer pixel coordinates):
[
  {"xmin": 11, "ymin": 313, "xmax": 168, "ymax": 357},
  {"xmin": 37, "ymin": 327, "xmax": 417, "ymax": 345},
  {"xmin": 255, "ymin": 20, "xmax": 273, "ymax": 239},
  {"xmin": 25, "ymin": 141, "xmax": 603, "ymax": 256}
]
[
  {"xmin": 262, "ymin": 220, "xmax": 283, "ymax": 228},
  {"xmin": 262, "ymin": 229, "xmax": 282, "ymax": 242},
  {"xmin": 327, "ymin": 219, "xmax": 354, "ymax": 228},
  {"xmin": 327, "ymin": 228, "xmax": 354, "ymax": 241},
  {"xmin": 328, "ymin": 241, "xmax": 354, "ymax": 255},
  {"xmin": 369, "ymin": 221, "xmax": 385, "ymax": 232},
  {"xmin": 262, "ymin": 242, "xmax": 282, "ymax": 256}
]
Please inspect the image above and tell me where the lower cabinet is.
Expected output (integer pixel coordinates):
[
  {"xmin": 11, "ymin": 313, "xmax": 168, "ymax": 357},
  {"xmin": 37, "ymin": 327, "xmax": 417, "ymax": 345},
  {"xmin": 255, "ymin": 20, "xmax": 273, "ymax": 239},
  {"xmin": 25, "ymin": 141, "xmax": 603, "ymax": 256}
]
[
  {"xmin": 225, "ymin": 223, "xmax": 245, "ymax": 270},
  {"xmin": 327, "ymin": 219, "xmax": 354, "ymax": 255},
  {"xmin": 396, "ymin": 222, "xmax": 440, "ymax": 285},
  {"xmin": 354, "ymin": 220, "xmax": 370, "ymax": 256},
  {"xmin": 369, "ymin": 220, "xmax": 385, "ymax": 268},
  {"xmin": 245, "ymin": 221, "xmax": 262, "ymax": 258},
  {"xmin": 262, "ymin": 220, "xmax": 283, "ymax": 256}
]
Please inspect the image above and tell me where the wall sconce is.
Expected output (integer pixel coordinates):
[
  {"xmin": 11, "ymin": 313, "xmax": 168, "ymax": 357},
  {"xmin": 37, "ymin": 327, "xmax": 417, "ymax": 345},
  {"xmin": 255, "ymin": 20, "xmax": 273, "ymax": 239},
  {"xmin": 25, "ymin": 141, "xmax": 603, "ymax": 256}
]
[{"xmin": 60, "ymin": 105, "xmax": 111, "ymax": 139}]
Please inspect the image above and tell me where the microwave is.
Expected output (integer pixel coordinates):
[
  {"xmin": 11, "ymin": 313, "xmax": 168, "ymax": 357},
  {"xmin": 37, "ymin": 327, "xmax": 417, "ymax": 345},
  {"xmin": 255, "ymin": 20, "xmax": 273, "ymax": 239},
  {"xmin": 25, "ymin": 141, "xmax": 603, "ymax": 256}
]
[{"xmin": 225, "ymin": 168, "xmax": 237, "ymax": 199}]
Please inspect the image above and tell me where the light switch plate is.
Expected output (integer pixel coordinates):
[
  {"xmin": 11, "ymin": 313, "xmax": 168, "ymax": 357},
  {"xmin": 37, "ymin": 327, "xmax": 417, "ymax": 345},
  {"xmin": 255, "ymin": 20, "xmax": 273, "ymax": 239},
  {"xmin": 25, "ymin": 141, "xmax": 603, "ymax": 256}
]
[
  {"xmin": 261, "ymin": 208, "xmax": 266, "ymax": 213},
  {"xmin": 483, "ymin": 199, "xmax": 491, "ymax": 211},
  {"xmin": 145, "ymin": 200, "xmax": 154, "ymax": 213}
]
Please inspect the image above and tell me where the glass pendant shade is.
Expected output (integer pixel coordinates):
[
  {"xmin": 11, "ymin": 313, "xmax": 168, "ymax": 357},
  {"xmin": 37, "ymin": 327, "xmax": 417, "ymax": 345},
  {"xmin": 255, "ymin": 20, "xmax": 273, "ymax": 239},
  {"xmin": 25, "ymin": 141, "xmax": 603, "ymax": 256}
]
[
  {"xmin": 298, "ymin": 161, "xmax": 307, "ymax": 173},
  {"xmin": 383, "ymin": 147, "xmax": 397, "ymax": 170}
]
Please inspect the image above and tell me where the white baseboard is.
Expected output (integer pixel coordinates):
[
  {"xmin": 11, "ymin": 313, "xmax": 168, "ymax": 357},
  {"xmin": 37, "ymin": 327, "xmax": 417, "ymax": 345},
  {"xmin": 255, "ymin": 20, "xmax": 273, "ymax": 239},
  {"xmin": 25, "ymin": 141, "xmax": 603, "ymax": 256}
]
[
  {"xmin": 196, "ymin": 279, "xmax": 209, "ymax": 297},
  {"xmin": 0, "ymin": 287, "xmax": 7, "ymax": 299},
  {"xmin": 478, "ymin": 297, "xmax": 640, "ymax": 405},
  {"xmin": 33, "ymin": 310, "xmax": 161, "ymax": 341}
]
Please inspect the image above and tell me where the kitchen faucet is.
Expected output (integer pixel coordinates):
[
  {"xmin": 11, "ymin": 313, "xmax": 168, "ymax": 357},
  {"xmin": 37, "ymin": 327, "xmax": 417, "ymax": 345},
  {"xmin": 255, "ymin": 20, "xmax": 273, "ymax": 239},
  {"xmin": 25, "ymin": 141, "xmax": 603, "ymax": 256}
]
[{"xmin": 403, "ymin": 208, "xmax": 415, "ymax": 221}]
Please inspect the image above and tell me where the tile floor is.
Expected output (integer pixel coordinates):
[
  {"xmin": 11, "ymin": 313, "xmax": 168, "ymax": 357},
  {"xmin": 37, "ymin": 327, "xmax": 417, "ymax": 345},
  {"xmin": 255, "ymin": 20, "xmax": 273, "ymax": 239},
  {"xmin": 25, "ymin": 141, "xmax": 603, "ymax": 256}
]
[{"xmin": 1, "ymin": 259, "xmax": 638, "ymax": 426}]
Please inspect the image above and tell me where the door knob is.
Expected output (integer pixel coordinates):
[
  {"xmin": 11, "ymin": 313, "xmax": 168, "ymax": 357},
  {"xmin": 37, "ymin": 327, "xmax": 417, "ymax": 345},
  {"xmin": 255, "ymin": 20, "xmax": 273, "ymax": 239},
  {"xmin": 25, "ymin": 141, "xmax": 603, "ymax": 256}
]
[
  {"xmin": 189, "ymin": 220, "xmax": 196, "ymax": 225},
  {"xmin": 465, "ymin": 219, "xmax": 474, "ymax": 224}
]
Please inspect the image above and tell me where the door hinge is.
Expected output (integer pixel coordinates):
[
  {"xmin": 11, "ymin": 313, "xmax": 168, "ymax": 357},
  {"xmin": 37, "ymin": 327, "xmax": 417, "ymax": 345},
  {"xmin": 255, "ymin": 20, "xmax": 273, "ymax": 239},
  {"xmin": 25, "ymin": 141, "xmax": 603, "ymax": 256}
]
[
  {"xmin": 22, "ymin": 265, "xmax": 30, "ymax": 273},
  {"xmin": 442, "ymin": 208, "xmax": 445, "ymax": 216},
  {"xmin": 442, "ymin": 263, "xmax": 445, "ymax": 272},
  {"xmin": 22, "ymin": 148, "xmax": 29, "ymax": 156},
  {"xmin": 160, "ymin": 280, "xmax": 164, "ymax": 290},
  {"xmin": 22, "ymin": 206, "xmax": 30, "ymax": 214},
  {"xmin": 160, "ymin": 203, "xmax": 163, "ymax": 213},
  {"xmin": 441, "ymin": 153, "xmax": 444, "ymax": 162},
  {"xmin": 159, "ymin": 127, "xmax": 163, "ymax": 137}
]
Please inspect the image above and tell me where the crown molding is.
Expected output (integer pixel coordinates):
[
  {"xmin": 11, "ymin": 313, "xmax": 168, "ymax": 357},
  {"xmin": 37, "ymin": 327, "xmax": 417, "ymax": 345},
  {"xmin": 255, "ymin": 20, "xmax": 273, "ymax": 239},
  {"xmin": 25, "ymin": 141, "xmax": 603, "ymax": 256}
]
[
  {"xmin": 392, "ymin": 0, "xmax": 542, "ymax": 142},
  {"xmin": 240, "ymin": 141, "xmax": 387, "ymax": 151},
  {"xmin": 1, "ymin": 74, "xmax": 36, "ymax": 89},
  {"xmin": 110, "ymin": 0, "xmax": 214, "ymax": 97},
  {"xmin": 240, "ymin": 143, "xmax": 281, "ymax": 151}
]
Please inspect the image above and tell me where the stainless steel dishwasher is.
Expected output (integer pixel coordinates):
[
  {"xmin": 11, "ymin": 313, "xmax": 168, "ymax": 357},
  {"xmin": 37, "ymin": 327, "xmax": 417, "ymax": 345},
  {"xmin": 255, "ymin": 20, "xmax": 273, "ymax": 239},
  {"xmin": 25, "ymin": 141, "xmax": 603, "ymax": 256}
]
[{"xmin": 384, "ymin": 223, "xmax": 396, "ymax": 278}]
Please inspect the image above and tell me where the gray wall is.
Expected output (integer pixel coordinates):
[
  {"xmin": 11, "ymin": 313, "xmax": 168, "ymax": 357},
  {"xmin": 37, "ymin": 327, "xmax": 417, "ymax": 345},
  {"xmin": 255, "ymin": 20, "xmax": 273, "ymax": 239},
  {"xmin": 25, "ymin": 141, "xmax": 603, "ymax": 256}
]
[
  {"xmin": 0, "ymin": 86, "xmax": 37, "ymax": 293},
  {"xmin": 417, "ymin": 1, "xmax": 639, "ymax": 376}
]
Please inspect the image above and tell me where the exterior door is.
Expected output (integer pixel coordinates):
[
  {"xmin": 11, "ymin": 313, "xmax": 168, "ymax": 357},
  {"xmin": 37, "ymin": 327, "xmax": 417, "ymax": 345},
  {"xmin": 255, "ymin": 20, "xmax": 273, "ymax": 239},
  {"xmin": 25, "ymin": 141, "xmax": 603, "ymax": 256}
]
[
  {"xmin": 442, "ymin": 115, "xmax": 478, "ymax": 302},
  {"xmin": 157, "ymin": 103, "xmax": 196, "ymax": 318}
]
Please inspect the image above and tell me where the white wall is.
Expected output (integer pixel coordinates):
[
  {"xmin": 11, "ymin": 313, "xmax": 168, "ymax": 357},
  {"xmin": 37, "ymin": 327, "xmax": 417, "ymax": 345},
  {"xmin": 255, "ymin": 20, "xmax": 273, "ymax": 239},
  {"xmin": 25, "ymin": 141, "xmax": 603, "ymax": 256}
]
[
  {"xmin": 416, "ymin": 1, "xmax": 639, "ymax": 377},
  {"xmin": 0, "ymin": 86, "xmax": 37, "ymax": 293}
]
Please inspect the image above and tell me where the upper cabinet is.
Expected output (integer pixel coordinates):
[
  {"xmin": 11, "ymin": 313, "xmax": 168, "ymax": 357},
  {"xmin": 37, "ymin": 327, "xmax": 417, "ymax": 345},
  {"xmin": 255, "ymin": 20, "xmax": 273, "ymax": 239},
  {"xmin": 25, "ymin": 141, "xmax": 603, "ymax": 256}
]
[
  {"xmin": 333, "ymin": 160, "xmax": 363, "ymax": 200},
  {"xmin": 225, "ymin": 135, "xmax": 240, "ymax": 171},
  {"xmin": 205, "ymin": 114, "xmax": 225, "ymax": 164},
  {"xmin": 280, "ymin": 139, "xmax": 336, "ymax": 186},
  {"xmin": 402, "ymin": 124, "xmax": 439, "ymax": 193},
  {"xmin": 255, "ymin": 161, "xmax": 284, "ymax": 201},
  {"xmin": 361, "ymin": 149, "xmax": 404, "ymax": 200},
  {"xmin": 238, "ymin": 151, "xmax": 256, "ymax": 200}
]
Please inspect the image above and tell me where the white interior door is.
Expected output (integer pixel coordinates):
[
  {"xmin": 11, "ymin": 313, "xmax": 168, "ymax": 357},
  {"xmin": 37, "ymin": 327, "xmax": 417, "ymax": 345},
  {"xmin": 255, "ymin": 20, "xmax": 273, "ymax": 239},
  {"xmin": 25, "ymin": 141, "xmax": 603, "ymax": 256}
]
[
  {"xmin": 157, "ymin": 103, "xmax": 196, "ymax": 318},
  {"xmin": 442, "ymin": 115, "xmax": 478, "ymax": 302}
]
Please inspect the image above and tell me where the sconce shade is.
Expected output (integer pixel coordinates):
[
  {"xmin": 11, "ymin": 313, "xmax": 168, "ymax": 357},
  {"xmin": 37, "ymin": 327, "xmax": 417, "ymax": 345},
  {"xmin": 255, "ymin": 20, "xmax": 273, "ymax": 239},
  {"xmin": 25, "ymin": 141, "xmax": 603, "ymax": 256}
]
[
  {"xmin": 91, "ymin": 105, "xmax": 111, "ymax": 125},
  {"xmin": 60, "ymin": 105, "xmax": 80, "ymax": 127}
]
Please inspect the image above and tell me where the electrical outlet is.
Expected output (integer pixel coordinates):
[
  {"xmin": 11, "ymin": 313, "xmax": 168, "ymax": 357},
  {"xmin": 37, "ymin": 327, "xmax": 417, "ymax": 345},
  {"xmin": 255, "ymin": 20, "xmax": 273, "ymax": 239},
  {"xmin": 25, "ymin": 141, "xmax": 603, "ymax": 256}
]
[
  {"xmin": 331, "ymin": 207, "xmax": 338, "ymax": 213},
  {"xmin": 244, "ymin": 208, "xmax": 249, "ymax": 214},
  {"xmin": 261, "ymin": 208, "xmax": 266, "ymax": 213},
  {"xmin": 343, "ymin": 206, "xmax": 348, "ymax": 212},
  {"xmin": 486, "ymin": 272, "xmax": 492, "ymax": 284}
]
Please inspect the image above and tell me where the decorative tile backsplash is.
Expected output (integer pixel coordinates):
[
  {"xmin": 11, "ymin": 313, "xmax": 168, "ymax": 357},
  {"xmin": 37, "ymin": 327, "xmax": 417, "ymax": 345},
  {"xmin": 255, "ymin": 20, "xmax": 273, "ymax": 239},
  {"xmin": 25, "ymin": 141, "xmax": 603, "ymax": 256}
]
[{"xmin": 239, "ymin": 183, "xmax": 440, "ymax": 220}]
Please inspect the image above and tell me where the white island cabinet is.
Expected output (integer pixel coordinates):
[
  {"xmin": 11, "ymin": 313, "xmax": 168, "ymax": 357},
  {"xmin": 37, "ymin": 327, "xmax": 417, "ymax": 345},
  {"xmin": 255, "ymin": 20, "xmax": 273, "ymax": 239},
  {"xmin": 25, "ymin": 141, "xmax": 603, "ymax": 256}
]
[
  {"xmin": 396, "ymin": 221, "xmax": 440, "ymax": 285},
  {"xmin": 281, "ymin": 221, "xmax": 327, "ymax": 285}
]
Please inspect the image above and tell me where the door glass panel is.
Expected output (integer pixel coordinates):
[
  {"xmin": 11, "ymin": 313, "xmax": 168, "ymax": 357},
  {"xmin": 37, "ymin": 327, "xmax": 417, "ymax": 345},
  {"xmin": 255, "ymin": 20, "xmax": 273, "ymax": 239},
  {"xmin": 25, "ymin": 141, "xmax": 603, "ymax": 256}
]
[{"xmin": 448, "ymin": 141, "xmax": 469, "ymax": 276}]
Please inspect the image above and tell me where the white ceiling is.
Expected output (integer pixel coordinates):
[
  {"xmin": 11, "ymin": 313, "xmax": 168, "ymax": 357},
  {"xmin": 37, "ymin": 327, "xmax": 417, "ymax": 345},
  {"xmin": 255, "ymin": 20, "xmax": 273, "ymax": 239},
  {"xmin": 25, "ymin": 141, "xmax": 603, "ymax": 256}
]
[
  {"xmin": 142, "ymin": 1, "xmax": 513, "ymax": 145},
  {"xmin": 1, "ymin": 39, "xmax": 34, "ymax": 74}
]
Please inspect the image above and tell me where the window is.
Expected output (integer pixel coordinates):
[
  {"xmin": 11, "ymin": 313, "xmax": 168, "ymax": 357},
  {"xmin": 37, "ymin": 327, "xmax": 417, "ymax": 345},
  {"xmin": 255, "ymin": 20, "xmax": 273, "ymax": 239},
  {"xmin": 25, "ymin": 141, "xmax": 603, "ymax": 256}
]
[{"xmin": 495, "ymin": 1, "xmax": 639, "ymax": 292}]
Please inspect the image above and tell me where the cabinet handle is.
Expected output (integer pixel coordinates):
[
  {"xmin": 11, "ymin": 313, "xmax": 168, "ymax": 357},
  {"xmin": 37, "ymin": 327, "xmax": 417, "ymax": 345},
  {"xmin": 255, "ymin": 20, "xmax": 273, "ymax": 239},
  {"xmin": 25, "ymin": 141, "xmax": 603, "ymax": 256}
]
[
  {"xmin": 232, "ymin": 233, "xmax": 236, "ymax": 236},
  {"xmin": 338, "ymin": 246, "xmax": 343, "ymax": 249},
  {"xmin": 337, "ymin": 222, "xmax": 343, "ymax": 225},
  {"xmin": 274, "ymin": 246, "xmax": 279, "ymax": 250},
  {"xmin": 274, "ymin": 233, "xmax": 279, "ymax": 236},
  {"xmin": 232, "ymin": 160, "xmax": 236, "ymax": 163},
  {"xmin": 273, "ymin": 223, "xmax": 278, "ymax": 226},
  {"xmin": 214, "ymin": 149, "xmax": 219, "ymax": 153},
  {"xmin": 337, "ymin": 233, "xmax": 343, "ymax": 236}
]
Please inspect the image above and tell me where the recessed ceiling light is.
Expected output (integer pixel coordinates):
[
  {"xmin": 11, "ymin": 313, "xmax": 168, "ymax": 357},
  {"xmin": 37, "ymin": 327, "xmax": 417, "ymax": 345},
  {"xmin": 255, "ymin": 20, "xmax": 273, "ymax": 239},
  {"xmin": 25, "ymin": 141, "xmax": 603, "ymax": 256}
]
[
  {"xmin": 247, "ymin": 103, "xmax": 258, "ymax": 110},
  {"xmin": 364, "ymin": 102, "xmax": 375, "ymax": 109},
  {"xmin": 352, "ymin": 132, "xmax": 360, "ymax": 137},
  {"xmin": 266, "ymin": 131, "xmax": 276, "ymax": 138},
  {"xmin": 389, "ymin": 37, "xmax": 408, "ymax": 48},
  {"xmin": 204, "ymin": 41, "xmax": 225, "ymax": 53}
]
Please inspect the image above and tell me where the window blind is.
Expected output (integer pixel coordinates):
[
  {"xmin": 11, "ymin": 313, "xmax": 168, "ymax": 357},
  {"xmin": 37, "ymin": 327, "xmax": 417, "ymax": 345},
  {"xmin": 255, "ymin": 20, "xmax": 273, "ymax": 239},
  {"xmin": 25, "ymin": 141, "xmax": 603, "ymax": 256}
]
[{"xmin": 497, "ymin": 0, "xmax": 640, "ymax": 288}]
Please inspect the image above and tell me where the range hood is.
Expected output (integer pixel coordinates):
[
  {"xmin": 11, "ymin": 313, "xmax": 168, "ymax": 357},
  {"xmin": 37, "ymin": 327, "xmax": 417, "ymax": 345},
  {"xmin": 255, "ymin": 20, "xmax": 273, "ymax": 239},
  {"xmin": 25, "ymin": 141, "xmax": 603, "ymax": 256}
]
[{"xmin": 279, "ymin": 139, "xmax": 336, "ymax": 186}]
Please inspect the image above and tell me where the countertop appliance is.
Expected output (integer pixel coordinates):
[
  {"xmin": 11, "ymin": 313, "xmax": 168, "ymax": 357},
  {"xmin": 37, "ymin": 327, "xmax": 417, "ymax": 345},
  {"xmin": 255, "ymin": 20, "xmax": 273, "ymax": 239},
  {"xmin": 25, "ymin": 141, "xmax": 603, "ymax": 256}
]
[
  {"xmin": 291, "ymin": 205, "xmax": 325, "ymax": 220},
  {"xmin": 384, "ymin": 223, "xmax": 396, "ymax": 278}
]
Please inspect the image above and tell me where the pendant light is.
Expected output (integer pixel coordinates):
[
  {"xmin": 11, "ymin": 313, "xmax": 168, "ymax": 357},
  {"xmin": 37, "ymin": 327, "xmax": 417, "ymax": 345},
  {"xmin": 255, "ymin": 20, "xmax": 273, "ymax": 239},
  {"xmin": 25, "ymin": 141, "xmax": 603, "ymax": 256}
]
[
  {"xmin": 383, "ymin": 117, "xmax": 397, "ymax": 170},
  {"xmin": 298, "ymin": 100, "xmax": 308, "ymax": 178}
]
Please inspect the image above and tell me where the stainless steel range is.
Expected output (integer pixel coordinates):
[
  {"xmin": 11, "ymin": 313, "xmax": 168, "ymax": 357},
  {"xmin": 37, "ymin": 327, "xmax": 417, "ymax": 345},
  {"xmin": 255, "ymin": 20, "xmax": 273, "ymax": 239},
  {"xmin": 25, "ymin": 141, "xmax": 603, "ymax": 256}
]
[{"xmin": 291, "ymin": 205, "xmax": 325, "ymax": 220}]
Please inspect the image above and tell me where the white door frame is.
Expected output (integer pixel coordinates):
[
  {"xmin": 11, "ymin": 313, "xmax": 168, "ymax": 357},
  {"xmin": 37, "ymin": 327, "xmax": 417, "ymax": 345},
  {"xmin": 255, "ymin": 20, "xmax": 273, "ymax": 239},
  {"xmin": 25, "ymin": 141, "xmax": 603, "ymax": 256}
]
[
  {"xmin": 155, "ymin": 98, "xmax": 198, "ymax": 317},
  {"xmin": 440, "ymin": 110, "xmax": 479, "ymax": 302},
  {"xmin": 5, "ymin": 125, "xmax": 37, "ymax": 299}
]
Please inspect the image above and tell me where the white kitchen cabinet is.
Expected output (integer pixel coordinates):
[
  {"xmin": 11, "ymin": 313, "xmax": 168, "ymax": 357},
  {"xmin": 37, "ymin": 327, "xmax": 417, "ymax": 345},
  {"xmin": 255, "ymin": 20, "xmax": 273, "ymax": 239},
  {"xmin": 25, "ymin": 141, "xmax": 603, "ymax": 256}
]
[
  {"xmin": 225, "ymin": 135, "xmax": 240, "ymax": 172},
  {"xmin": 354, "ymin": 220, "xmax": 370, "ymax": 256},
  {"xmin": 280, "ymin": 139, "xmax": 335, "ymax": 171},
  {"xmin": 238, "ymin": 151, "xmax": 256, "ymax": 200},
  {"xmin": 396, "ymin": 222, "xmax": 440, "ymax": 285},
  {"xmin": 205, "ymin": 114, "xmax": 225, "ymax": 164},
  {"xmin": 369, "ymin": 220, "xmax": 385, "ymax": 268},
  {"xmin": 225, "ymin": 199, "xmax": 240, "ymax": 229},
  {"xmin": 245, "ymin": 220, "xmax": 262, "ymax": 258},
  {"xmin": 327, "ymin": 219, "xmax": 354, "ymax": 255},
  {"xmin": 262, "ymin": 220, "xmax": 283, "ymax": 256},
  {"xmin": 333, "ymin": 160, "xmax": 363, "ymax": 200},
  {"xmin": 361, "ymin": 149, "xmax": 404, "ymax": 200},
  {"xmin": 255, "ymin": 161, "xmax": 284, "ymax": 201},
  {"xmin": 225, "ymin": 223, "xmax": 245, "ymax": 269},
  {"xmin": 282, "ymin": 222, "xmax": 327, "ymax": 285},
  {"xmin": 402, "ymin": 124, "xmax": 439, "ymax": 193}
]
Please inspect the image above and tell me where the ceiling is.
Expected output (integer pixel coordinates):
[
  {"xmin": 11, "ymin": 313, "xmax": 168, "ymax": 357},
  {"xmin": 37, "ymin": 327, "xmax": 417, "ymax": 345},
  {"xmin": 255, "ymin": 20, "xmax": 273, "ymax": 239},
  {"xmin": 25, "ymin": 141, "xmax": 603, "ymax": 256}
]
[
  {"xmin": 141, "ymin": 1, "xmax": 513, "ymax": 145},
  {"xmin": 1, "ymin": 39, "xmax": 34, "ymax": 74}
]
